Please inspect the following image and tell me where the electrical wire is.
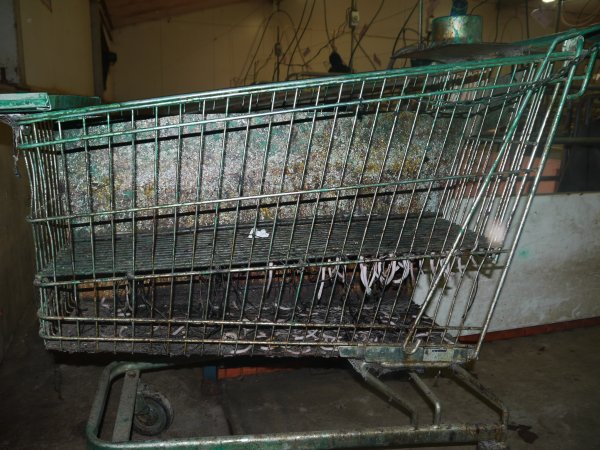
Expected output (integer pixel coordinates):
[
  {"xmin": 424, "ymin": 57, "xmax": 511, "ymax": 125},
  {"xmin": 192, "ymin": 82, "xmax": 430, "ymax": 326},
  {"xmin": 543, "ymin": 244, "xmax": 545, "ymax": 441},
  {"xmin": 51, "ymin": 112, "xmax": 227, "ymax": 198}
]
[
  {"xmin": 237, "ymin": 11, "xmax": 274, "ymax": 82},
  {"xmin": 525, "ymin": 0, "xmax": 530, "ymax": 39},
  {"xmin": 499, "ymin": 15, "xmax": 524, "ymax": 42},
  {"xmin": 493, "ymin": 4, "xmax": 500, "ymax": 43},
  {"xmin": 323, "ymin": 0, "xmax": 331, "ymax": 44},
  {"xmin": 302, "ymin": 21, "xmax": 347, "ymax": 68},
  {"xmin": 285, "ymin": 0, "xmax": 317, "ymax": 79},
  {"xmin": 253, "ymin": 49, "xmax": 275, "ymax": 83},
  {"xmin": 241, "ymin": 11, "xmax": 278, "ymax": 84},
  {"xmin": 400, "ymin": 27, "xmax": 420, "ymax": 48},
  {"xmin": 561, "ymin": 0, "xmax": 600, "ymax": 27},
  {"xmin": 349, "ymin": 0, "xmax": 386, "ymax": 69},
  {"xmin": 271, "ymin": 0, "xmax": 309, "ymax": 81},
  {"xmin": 389, "ymin": 0, "xmax": 419, "ymax": 66},
  {"xmin": 241, "ymin": 4, "xmax": 312, "ymax": 85},
  {"xmin": 357, "ymin": 41, "xmax": 378, "ymax": 71},
  {"xmin": 470, "ymin": 0, "xmax": 492, "ymax": 15},
  {"xmin": 286, "ymin": 24, "xmax": 348, "ymax": 78},
  {"xmin": 575, "ymin": 0, "xmax": 594, "ymax": 24},
  {"xmin": 371, "ymin": 3, "xmax": 423, "ymax": 25}
]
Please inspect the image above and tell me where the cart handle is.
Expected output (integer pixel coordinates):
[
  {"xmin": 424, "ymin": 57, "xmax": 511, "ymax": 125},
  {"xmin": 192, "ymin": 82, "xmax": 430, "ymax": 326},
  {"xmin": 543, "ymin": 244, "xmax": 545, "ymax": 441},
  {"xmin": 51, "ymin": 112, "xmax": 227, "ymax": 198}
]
[{"xmin": 0, "ymin": 92, "xmax": 100, "ymax": 114}]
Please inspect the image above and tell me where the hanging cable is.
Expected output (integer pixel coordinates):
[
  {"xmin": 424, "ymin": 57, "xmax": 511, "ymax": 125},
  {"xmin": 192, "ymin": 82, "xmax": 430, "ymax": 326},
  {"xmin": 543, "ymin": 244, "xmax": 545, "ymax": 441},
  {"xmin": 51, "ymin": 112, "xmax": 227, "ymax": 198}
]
[
  {"xmin": 561, "ymin": 0, "xmax": 600, "ymax": 27},
  {"xmin": 323, "ymin": 0, "xmax": 331, "ymax": 44},
  {"xmin": 470, "ymin": 0, "xmax": 492, "ymax": 15},
  {"xmin": 303, "ymin": 21, "xmax": 347, "ymax": 68},
  {"xmin": 271, "ymin": 10, "xmax": 324, "ymax": 81},
  {"xmin": 242, "ymin": 11, "xmax": 278, "ymax": 84},
  {"xmin": 388, "ymin": 0, "xmax": 419, "ymax": 68},
  {"xmin": 285, "ymin": 0, "xmax": 316, "ymax": 79},
  {"xmin": 349, "ymin": 0, "xmax": 385, "ymax": 70},
  {"xmin": 272, "ymin": 0, "xmax": 309, "ymax": 81},
  {"xmin": 493, "ymin": 3, "xmax": 500, "ymax": 43},
  {"xmin": 525, "ymin": 0, "xmax": 530, "ymax": 39}
]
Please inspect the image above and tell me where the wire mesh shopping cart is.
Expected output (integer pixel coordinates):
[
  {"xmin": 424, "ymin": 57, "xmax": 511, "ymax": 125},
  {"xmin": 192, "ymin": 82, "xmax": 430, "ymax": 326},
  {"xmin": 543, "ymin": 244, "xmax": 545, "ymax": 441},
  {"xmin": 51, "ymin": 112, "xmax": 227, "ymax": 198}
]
[{"xmin": 1, "ymin": 25, "xmax": 599, "ymax": 450}]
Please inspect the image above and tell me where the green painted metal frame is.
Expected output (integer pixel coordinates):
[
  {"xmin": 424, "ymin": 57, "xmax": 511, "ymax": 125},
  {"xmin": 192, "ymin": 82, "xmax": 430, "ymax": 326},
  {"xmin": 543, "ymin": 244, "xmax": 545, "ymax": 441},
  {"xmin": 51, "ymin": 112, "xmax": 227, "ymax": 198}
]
[
  {"xmin": 0, "ymin": 92, "xmax": 100, "ymax": 113},
  {"xmin": 2, "ymin": 26, "xmax": 598, "ymax": 126},
  {"xmin": 86, "ymin": 361, "xmax": 508, "ymax": 450}
]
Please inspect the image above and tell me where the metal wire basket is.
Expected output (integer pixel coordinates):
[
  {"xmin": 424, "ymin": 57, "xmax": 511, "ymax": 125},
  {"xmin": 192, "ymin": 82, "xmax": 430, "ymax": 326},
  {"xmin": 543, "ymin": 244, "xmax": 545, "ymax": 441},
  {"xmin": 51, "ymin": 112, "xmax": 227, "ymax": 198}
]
[{"xmin": 2, "ymin": 28, "xmax": 598, "ymax": 369}]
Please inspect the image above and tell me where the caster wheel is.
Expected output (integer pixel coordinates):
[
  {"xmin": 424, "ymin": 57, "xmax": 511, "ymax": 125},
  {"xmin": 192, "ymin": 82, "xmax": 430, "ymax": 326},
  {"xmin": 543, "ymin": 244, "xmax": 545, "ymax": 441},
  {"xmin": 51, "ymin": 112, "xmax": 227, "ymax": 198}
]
[{"xmin": 132, "ymin": 383, "xmax": 174, "ymax": 436}]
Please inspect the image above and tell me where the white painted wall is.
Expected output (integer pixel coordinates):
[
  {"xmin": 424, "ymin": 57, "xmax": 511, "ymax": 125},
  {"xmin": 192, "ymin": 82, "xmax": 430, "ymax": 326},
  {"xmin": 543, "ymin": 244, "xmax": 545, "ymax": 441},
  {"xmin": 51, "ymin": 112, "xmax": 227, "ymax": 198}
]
[
  {"xmin": 413, "ymin": 192, "xmax": 600, "ymax": 333},
  {"xmin": 487, "ymin": 192, "xmax": 600, "ymax": 330}
]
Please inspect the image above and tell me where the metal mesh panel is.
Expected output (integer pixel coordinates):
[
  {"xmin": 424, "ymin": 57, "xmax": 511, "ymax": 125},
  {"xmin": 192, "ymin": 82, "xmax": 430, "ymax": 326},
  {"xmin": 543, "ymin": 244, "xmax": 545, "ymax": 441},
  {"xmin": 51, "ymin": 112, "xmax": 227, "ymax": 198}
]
[{"xmin": 11, "ymin": 36, "xmax": 598, "ymax": 362}]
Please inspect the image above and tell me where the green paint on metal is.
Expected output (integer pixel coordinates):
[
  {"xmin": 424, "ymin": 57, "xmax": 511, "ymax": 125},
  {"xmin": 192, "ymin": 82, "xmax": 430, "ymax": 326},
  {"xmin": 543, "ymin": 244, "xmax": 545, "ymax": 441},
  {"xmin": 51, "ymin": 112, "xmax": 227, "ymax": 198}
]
[
  {"xmin": 48, "ymin": 94, "xmax": 101, "ymax": 110},
  {"xmin": 0, "ymin": 93, "xmax": 100, "ymax": 113},
  {"xmin": 518, "ymin": 248, "xmax": 530, "ymax": 259},
  {"xmin": 339, "ymin": 345, "xmax": 475, "ymax": 365},
  {"xmin": 2, "ymin": 24, "xmax": 598, "ymax": 127},
  {"xmin": 431, "ymin": 15, "xmax": 483, "ymax": 45},
  {"xmin": 86, "ymin": 362, "xmax": 508, "ymax": 450}
]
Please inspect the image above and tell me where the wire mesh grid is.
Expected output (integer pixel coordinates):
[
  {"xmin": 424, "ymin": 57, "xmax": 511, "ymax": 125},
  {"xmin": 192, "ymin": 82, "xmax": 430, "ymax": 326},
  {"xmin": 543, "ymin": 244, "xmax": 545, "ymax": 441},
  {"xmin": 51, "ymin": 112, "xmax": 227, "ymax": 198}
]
[{"xmin": 11, "ymin": 36, "xmax": 598, "ymax": 360}]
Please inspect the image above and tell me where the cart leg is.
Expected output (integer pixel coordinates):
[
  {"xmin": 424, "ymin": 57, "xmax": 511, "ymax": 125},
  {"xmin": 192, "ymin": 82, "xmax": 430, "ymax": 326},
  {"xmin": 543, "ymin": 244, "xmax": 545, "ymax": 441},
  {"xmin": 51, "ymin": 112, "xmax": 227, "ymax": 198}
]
[
  {"xmin": 350, "ymin": 359, "xmax": 419, "ymax": 426},
  {"xmin": 88, "ymin": 361, "xmax": 510, "ymax": 450},
  {"xmin": 477, "ymin": 440, "xmax": 510, "ymax": 450},
  {"xmin": 201, "ymin": 365, "xmax": 220, "ymax": 395},
  {"xmin": 112, "ymin": 369, "xmax": 140, "ymax": 442},
  {"xmin": 350, "ymin": 360, "xmax": 510, "ymax": 449}
]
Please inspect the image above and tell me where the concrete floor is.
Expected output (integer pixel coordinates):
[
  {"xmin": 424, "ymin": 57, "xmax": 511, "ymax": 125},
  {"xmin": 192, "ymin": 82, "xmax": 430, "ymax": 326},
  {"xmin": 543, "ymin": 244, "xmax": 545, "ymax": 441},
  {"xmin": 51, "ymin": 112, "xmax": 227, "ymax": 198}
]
[{"xmin": 1, "ymin": 307, "xmax": 599, "ymax": 450}]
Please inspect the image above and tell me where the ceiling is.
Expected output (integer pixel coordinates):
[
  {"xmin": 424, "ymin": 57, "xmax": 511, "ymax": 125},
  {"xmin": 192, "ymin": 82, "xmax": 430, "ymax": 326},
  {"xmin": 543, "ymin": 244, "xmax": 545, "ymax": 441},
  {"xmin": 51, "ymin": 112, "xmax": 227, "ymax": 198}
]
[{"xmin": 103, "ymin": 0, "xmax": 259, "ymax": 29}]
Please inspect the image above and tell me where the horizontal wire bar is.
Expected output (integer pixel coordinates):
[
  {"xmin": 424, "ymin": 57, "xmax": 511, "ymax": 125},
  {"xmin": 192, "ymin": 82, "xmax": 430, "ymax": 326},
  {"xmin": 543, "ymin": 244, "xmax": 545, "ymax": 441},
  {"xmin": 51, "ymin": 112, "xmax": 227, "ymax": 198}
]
[
  {"xmin": 14, "ymin": 52, "xmax": 576, "ymax": 125},
  {"xmin": 28, "ymin": 168, "xmax": 532, "ymax": 223}
]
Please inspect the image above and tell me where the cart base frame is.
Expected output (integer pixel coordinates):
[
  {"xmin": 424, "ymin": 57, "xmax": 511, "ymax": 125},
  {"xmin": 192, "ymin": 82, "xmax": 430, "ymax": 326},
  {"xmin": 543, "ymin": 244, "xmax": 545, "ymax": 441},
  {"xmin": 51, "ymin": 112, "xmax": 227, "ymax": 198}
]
[{"xmin": 86, "ymin": 361, "xmax": 509, "ymax": 450}]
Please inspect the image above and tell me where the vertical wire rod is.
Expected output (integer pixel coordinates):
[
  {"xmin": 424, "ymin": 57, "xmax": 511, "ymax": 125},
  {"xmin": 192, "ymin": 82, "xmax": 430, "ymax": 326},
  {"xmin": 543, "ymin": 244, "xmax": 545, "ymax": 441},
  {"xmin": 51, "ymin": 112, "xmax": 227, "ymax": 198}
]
[{"xmin": 409, "ymin": 371, "xmax": 441, "ymax": 426}]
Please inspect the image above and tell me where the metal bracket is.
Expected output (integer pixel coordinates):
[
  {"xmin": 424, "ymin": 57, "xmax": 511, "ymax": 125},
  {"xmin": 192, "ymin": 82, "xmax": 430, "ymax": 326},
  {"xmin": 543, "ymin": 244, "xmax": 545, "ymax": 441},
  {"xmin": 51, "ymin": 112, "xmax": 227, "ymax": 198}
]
[{"xmin": 339, "ymin": 345, "xmax": 475, "ymax": 367}]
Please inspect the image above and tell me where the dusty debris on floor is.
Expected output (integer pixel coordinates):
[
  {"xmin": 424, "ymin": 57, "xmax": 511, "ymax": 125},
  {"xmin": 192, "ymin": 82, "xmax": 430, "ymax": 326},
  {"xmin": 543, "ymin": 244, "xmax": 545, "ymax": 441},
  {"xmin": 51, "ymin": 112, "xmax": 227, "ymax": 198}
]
[{"xmin": 0, "ymin": 307, "xmax": 598, "ymax": 450}]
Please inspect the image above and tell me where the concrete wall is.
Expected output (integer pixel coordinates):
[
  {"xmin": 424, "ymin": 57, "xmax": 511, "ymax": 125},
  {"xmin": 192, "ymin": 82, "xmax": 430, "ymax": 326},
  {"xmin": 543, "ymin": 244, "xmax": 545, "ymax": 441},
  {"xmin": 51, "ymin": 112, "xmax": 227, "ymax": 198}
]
[
  {"xmin": 413, "ymin": 193, "xmax": 600, "ymax": 334},
  {"xmin": 0, "ymin": 126, "xmax": 35, "ymax": 361},
  {"xmin": 18, "ymin": 0, "xmax": 94, "ymax": 95},
  {"xmin": 0, "ymin": 0, "xmax": 95, "ymax": 360},
  {"xmin": 486, "ymin": 192, "xmax": 600, "ymax": 331},
  {"xmin": 0, "ymin": 1, "xmax": 23, "ymax": 85},
  {"xmin": 109, "ymin": 0, "xmax": 550, "ymax": 101}
]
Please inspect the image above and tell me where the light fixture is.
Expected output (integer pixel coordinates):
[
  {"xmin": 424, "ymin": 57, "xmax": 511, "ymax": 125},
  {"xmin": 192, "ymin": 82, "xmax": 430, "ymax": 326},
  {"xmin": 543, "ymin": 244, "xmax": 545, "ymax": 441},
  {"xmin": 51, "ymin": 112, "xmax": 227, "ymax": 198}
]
[{"xmin": 541, "ymin": 0, "xmax": 556, "ymax": 3}]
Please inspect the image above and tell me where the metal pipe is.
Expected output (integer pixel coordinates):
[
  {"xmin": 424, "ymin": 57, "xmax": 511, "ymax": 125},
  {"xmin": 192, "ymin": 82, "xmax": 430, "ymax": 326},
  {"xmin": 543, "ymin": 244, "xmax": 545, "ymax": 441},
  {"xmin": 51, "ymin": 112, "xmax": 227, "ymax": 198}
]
[
  {"xmin": 112, "ymin": 370, "xmax": 140, "ymax": 442},
  {"xmin": 419, "ymin": 0, "xmax": 424, "ymax": 47},
  {"xmin": 89, "ymin": 423, "xmax": 508, "ymax": 450},
  {"xmin": 350, "ymin": 360, "xmax": 419, "ymax": 426},
  {"xmin": 451, "ymin": 364, "xmax": 509, "ymax": 434},
  {"xmin": 410, "ymin": 372, "xmax": 442, "ymax": 426}
]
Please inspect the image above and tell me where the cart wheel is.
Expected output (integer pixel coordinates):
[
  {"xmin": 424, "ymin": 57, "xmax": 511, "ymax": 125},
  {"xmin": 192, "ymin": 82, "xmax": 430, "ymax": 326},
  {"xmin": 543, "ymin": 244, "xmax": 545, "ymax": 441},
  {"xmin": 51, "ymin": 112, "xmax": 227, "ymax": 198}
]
[{"xmin": 132, "ymin": 384, "xmax": 174, "ymax": 436}]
